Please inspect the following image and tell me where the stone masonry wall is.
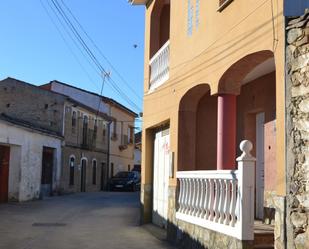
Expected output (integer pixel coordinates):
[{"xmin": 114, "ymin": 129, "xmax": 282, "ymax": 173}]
[
  {"xmin": 0, "ymin": 78, "xmax": 65, "ymax": 135},
  {"xmin": 286, "ymin": 10, "xmax": 309, "ymax": 249}
]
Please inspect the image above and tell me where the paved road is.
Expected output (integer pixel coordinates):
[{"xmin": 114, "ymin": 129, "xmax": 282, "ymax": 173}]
[{"xmin": 0, "ymin": 192, "xmax": 174, "ymax": 249}]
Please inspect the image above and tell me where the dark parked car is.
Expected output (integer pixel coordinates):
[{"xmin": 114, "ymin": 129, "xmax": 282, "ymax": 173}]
[{"xmin": 109, "ymin": 171, "xmax": 141, "ymax": 191}]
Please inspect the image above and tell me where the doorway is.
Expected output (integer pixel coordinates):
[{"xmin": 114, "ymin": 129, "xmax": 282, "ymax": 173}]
[
  {"xmin": 100, "ymin": 162, "xmax": 108, "ymax": 191},
  {"xmin": 152, "ymin": 128, "xmax": 170, "ymax": 228},
  {"xmin": 41, "ymin": 147, "xmax": 54, "ymax": 197},
  {"xmin": 81, "ymin": 159, "xmax": 87, "ymax": 192},
  {"xmin": 0, "ymin": 145, "xmax": 10, "ymax": 203},
  {"xmin": 256, "ymin": 112, "xmax": 265, "ymax": 219}
]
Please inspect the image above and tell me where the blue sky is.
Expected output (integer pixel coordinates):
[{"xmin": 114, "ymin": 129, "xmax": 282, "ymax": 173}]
[{"xmin": 0, "ymin": 0, "xmax": 145, "ymax": 117}]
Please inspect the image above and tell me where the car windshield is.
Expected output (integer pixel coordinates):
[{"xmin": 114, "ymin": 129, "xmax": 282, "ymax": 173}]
[{"xmin": 114, "ymin": 172, "xmax": 133, "ymax": 178}]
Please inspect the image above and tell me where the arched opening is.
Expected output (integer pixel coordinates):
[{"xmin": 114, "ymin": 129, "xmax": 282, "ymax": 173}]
[
  {"xmin": 149, "ymin": 0, "xmax": 170, "ymax": 58},
  {"xmin": 178, "ymin": 84, "xmax": 217, "ymax": 171},
  {"xmin": 218, "ymin": 50, "xmax": 277, "ymax": 221},
  {"xmin": 218, "ymin": 50, "xmax": 274, "ymax": 94},
  {"xmin": 80, "ymin": 158, "xmax": 87, "ymax": 192},
  {"xmin": 69, "ymin": 155, "xmax": 75, "ymax": 186}
]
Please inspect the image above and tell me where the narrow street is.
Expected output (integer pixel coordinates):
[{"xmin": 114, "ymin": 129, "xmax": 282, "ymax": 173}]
[{"xmin": 0, "ymin": 192, "xmax": 173, "ymax": 249}]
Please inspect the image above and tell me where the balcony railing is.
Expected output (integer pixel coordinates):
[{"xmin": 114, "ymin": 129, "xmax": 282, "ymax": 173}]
[
  {"xmin": 82, "ymin": 129, "xmax": 96, "ymax": 149},
  {"xmin": 149, "ymin": 40, "xmax": 170, "ymax": 91},
  {"xmin": 176, "ymin": 140, "xmax": 255, "ymax": 240}
]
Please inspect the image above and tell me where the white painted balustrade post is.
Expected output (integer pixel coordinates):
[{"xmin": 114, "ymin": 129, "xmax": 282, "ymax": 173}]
[{"xmin": 236, "ymin": 140, "xmax": 256, "ymax": 241}]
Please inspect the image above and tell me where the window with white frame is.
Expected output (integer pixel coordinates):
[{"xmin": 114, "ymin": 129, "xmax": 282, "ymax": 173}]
[
  {"xmin": 103, "ymin": 123, "xmax": 107, "ymax": 141},
  {"xmin": 128, "ymin": 126, "xmax": 134, "ymax": 144}
]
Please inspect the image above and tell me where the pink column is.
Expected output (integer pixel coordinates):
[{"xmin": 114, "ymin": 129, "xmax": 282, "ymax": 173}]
[{"xmin": 217, "ymin": 94, "xmax": 237, "ymax": 170}]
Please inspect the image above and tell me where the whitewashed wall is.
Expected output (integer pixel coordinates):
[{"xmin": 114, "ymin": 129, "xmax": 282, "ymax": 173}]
[
  {"xmin": 0, "ymin": 121, "xmax": 62, "ymax": 201},
  {"xmin": 50, "ymin": 82, "xmax": 110, "ymax": 115}
]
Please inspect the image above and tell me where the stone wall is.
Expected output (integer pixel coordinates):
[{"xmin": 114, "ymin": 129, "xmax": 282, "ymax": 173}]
[
  {"xmin": 286, "ymin": 9, "xmax": 309, "ymax": 249},
  {"xmin": 0, "ymin": 78, "xmax": 65, "ymax": 135}
]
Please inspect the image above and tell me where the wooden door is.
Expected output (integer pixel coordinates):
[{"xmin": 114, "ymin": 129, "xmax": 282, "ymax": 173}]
[
  {"xmin": 41, "ymin": 147, "xmax": 54, "ymax": 197},
  {"xmin": 81, "ymin": 160, "xmax": 86, "ymax": 192},
  {"xmin": 100, "ymin": 163, "xmax": 108, "ymax": 191},
  {"xmin": 0, "ymin": 146, "xmax": 10, "ymax": 203}
]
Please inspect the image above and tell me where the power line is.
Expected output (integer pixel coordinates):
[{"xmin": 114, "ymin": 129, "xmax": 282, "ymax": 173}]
[
  {"xmin": 48, "ymin": 0, "xmax": 142, "ymax": 113},
  {"xmin": 51, "ymin": 0, "xmax": 105, "ymax": 73},
  {"xmin": 95, "ymin": 71, "xmax": 109, "ymax": 119},
  {"xmin": 107, "ymin": 77, "xmax": 142, "ymax": 112},
  {"xmin": 59, "ymin": 0, "xmax": 143, "ymax": 102},
  {"xmin": 40, "ymin": 0, "xmax": 102, "ymax": 92}
]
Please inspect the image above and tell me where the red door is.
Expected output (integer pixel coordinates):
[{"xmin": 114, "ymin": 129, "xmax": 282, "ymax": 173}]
[{"xmin": 0, "ymin": 145, "xmax": 10, "ymax": 203}]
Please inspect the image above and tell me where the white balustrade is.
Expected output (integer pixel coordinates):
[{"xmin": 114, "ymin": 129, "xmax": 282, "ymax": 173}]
[
  {"xmin": 149, "ymin": 40, "xmax": 170, "ymax": 91},
  {"xmin": 176, "ymin": 140, "xmax": 255, "ymax": 241}
]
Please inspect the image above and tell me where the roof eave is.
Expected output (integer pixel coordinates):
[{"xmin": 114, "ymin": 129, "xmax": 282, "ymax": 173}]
[{"xmin": 129, "ymin": 0, "xmax": 149, "ymax": 5}]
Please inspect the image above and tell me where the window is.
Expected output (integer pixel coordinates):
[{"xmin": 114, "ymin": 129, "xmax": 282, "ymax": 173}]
[
  {"xmin": 72, "ymin": 111, "xmax": 77, "ymax": 130},
  {"xmin": 128, "ymin": 126, "xmax": 134, "ymax": 144},
  {"xmin": 82, "ymin": 115, "xmax": 89, "ymax": 145},
  {"xmin": 69, "ymin": 156, "xmax": 75, "ymax": 186},
  {"xmin": 92, "ymin": 160, "xmax": 97, "ymax": 185},
  {"xmin": 93, "ymin": 119, "xmax": 98, "ymax": 140},
  {"xmin": 103, "ymin": 123, "xmax": 107, "ymax": 141},
  {"xmin": 110, "ymin": 120, "xmax": 117, "ymax": 140}
]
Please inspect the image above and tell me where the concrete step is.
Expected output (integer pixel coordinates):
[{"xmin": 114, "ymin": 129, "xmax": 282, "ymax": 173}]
[
  {"xmin": 254, "ymin": 246, "xmax": 274, "ymax": 249},
  {"xmin": 254, "ymin": 232, "xmax": 274, "ymax": 249}
]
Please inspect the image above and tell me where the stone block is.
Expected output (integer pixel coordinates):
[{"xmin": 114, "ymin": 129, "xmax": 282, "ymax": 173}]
[
  {"xmin": 299, "ymin": 98, "xmax": 309, "ymax": 112},
  {"xmin": 287, "ymin": 20, "xmax": 308, "ymax": 31},
  {"xmin": 295, "ymin": 119, "xmax": 309, "ymax": 132},
  {"xmin": 287, "ymin": 44, "xmax": 296, "ymax": 59},
  {"xmin": 294, "ymin": 229, "xmax": 309, "ymax": 249},
  {"xmin": 296, "ymin": 194, "xmax": 309, "ymax": 208},
  {"xmin": 295, "ymin": 44, "xmax": 309, "ymax": 57},
  {"xmin": 295, "ymin": 35, "xmax": 309, "ymax": 47},
  {"xmin": 291, "ymin": 212, "xmax": 308, "ymax": 228},
  {"xmin": 292, "ymin": 85, "xmax": 309, "ymax": 97},
  {"xmin": 288, "ymin": 28, "xmax": 305, "ymax": 44},
  {"xmin": 291, "ymin": 53, "xmax": 309, "ymax": 73},
  {"xmin": 291, "ymin": 72, "xmax": 302, "ymax": 86}
]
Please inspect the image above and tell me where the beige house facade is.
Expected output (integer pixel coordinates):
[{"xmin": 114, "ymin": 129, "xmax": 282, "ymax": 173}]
[
  {"xmin": 61, "ymin": 102, "xmax": 110, "ymax": 193},
  {"xmin": 129, "ymin": 0, "xmax": 295, "ymax": 248}
]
